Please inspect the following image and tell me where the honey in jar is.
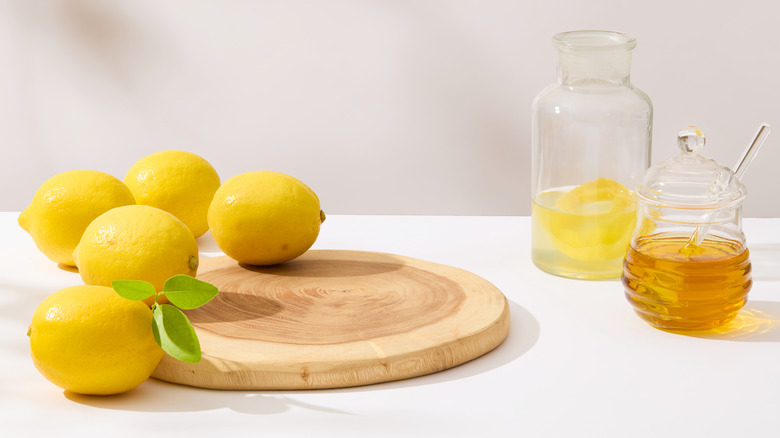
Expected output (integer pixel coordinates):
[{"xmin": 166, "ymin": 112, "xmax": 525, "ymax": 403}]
[{"xmin": 623, "ymin": 234, "xmax": 751, "ymax": 331}]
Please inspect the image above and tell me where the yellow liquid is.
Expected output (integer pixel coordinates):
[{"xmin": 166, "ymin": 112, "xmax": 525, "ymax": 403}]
[
  {"xmin": 622, "ymin": 235, "xmax": 752, "ymax": 331},
  {"xmin": 532, "ymin": 179, "xmax": 637, "ymax": 279}
]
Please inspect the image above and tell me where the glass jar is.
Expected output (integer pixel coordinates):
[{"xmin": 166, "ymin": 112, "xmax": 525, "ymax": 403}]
[
  {"xmin": 622, "ymin": 127, "xmax": 752, "ymax": 331},
  {"xmin": 531, "ymin": 30, "xmax": 653, "ymax": 279}
]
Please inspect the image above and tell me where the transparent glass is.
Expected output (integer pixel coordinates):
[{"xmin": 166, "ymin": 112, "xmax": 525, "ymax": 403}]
[
  {"xmin": 622, "ymin": 128, "xmax": 752, "ymax": 331},
  {"xmin": 531, "ymin": 30, "xmax": 653, "ymax": 279}
]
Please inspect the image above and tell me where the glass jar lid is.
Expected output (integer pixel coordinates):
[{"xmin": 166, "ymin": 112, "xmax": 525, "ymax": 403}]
[{"xmin": 637, "ymin": 127, "xmax": 746, "ymax": 208}]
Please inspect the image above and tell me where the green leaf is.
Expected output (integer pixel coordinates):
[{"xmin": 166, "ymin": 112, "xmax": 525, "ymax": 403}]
[
  {"xmin": 162, "ymin": 274, "xmax": 219, "ymax": 310},
  {"xmin": 152, "ymin": 304, "xmax": 201, "ymax": 363},
  {"xmin": 112, "ymin": 280, "xmax": 157, "ymax": 301}
]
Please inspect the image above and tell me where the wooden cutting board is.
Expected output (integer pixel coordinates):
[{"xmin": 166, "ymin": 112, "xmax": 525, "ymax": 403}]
[{"xmin": 151, "ymin": 250, "xmax": 510, "ymax": 390}]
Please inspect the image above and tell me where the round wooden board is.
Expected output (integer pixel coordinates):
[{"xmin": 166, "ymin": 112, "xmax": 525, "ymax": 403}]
[{"xmin": 152, "ymin": 250, "xmax": 510, "ymax": 390}]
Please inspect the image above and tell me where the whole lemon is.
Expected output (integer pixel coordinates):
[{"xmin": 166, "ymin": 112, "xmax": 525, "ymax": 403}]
[
  {"xmin": 124, "ymin": 150, "xmax": 221, "ymax": 238},
  {"xmin": 73, "ymin": 204, "xmax": 199, "ymax": 292},
  {"xmin": 18, "ymin": 170, "xmax": 135, "ymax": 266},
  {"xmin": 28, "ymin": 285, "xmax": 164, "ymax": 395},
  {"xmin": 208, "ymin": 171, "xmax": 325, "ymax": 265}
]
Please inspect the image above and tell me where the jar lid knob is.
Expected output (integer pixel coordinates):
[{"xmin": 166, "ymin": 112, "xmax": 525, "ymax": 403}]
[{"xmin": 678, "ymin": 126, "xmax": 706, "ymax": 154}]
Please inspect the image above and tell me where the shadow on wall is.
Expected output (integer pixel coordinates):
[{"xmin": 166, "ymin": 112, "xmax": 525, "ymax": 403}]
[
  {"xmin": 59, "ymin": 0, "xmax": 168, "ymax": 91},
  {"xmin": 387, "ymin": 1, "xmax": 529, "ymax": 212},
  {"xmin": 6, "ymin": 1, "xmax": 532, "ymax": 215}
]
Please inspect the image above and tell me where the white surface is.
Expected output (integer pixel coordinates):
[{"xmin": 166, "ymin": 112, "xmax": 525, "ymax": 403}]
[
  {"xmin": 1, "ymin": 1, "xmax": 778, "ymax": 216},
  {"xmin": 2, "ymin": 213, "xmax": 780, "ymax": 437}
]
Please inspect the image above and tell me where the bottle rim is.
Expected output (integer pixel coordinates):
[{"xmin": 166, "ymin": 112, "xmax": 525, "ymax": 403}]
[{"xmin": 553, "ymin": 30, "xmax": 637, "ymax": 53}]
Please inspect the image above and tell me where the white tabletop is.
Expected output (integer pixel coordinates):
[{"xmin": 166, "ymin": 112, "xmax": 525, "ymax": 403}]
[{"xmin": 2, "ymin": 212, "xmax": 779, "ymax": 437}]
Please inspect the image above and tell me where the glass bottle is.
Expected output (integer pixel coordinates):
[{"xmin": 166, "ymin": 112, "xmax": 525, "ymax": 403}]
[
  {"xmin": 623, "ymin": 127, "xmax": 752, "ymax": 331},
  {"xmin": 531, "ymin": 30, "xmax": 653, "ymax": 280}
]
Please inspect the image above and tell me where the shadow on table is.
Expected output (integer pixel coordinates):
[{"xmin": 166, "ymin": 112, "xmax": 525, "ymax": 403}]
[
  {"xmin": 746, "ymin": 243, "xmax": 780, "ymax": 281},
  {"xmin": 666, "ymin": 243, "xmax": 780, "ymax": 342},
  {"xmin": 671, "ymin": 300, "xmax": 780, "ymax": 342},
  {"xmin": 64, "ymin": 382, "xmax": 353, "ymax": 416},
  {"xmin": 343, "ymin": 299, "xmax": 539, "ymax": 391},
  {"xmin": 64, "ymin": 299, "xmax": 539, "ymax": 415}
]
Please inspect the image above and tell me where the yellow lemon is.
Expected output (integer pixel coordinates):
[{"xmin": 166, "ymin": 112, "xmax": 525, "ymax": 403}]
[
  {"xmin": 208, "ymin": 171, "xmax": 325, "ymax": 265},
  {"xmin": 18, "ymin": 170, "xmax": 135, "ymax": 267},
  {"xmin": 28, "ymin": 285, "xmax": 164, "ymax": 395},
  {"xmin": 73, "ymin": 205, "xmax": 199, "ymax": 293},
  {"xmin": 538, "ymin": 178, "xmax": 637, "ymax": 261},
  {"xmin": 124, "ymin": 150, "xmax": 221, "ymax": 238},
  {"xmin": 556, "ymin": 177, "xmax": 635, "ymax": 214}
]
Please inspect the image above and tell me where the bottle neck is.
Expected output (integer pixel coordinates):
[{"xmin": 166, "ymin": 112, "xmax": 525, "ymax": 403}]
[{"xmin": 557, "ymin": 50, "xmax": 633, "ymax": 85}]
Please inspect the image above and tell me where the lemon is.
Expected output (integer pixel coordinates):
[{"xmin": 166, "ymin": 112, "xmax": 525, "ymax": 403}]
[
  {"xmin": 538, "ymin": 178, "xmax": 637, "ymax": 261},
  {"xmin": 124, "ymin": 150, "xmax": 221, "ymax": 238},
  {"xmin": 18, "ymin": 170, "xmax": 135, "ymax": 266},
  {"xmin": 28, "ymin": 285, "xmax": 164, "ymax": 395},
  {"xmin": 556, "ymin": 177, "xmax": 635, "ymax": 214},
  {"xmin": 73, "ymin": 205, "xmax": 199, "ymax": 293},
  {"xmin": 208, "ymin": 171, "xmax": 325, "ymax": 265}
]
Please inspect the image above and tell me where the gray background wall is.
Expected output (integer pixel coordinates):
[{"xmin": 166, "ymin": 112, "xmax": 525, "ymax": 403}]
[{"xmin": 2, "ymin": 0, "xmax": 777, "ymax": 216}]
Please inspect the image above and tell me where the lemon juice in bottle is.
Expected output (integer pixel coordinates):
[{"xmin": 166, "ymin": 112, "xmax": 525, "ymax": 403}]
[{"xmin": 532, "ymin": 178, "xmax": 637, "ymax": 279}]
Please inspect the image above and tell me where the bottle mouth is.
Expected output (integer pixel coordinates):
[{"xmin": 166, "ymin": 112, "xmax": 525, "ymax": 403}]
[{"xmin": 553, "ymin": 30, "xmax": 637, "ymax": 53}]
